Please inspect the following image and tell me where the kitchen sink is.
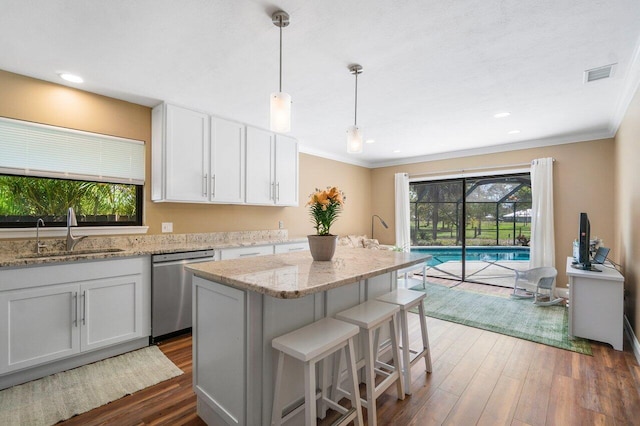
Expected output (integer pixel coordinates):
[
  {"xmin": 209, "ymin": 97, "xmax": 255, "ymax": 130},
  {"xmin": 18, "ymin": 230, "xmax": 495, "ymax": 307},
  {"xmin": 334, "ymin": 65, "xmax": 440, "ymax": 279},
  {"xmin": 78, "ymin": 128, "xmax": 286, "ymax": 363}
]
[{"xmin": 18, "ymin": 248, "xmax": 125, "ymax": 259}]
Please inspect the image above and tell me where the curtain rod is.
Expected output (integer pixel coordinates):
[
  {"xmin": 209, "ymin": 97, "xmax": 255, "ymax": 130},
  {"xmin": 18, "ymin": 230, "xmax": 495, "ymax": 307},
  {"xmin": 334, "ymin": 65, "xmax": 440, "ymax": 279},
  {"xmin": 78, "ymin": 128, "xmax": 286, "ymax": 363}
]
[{"xmin": 409, "ymin": 158, "xmax": 555, "ymax": 179}]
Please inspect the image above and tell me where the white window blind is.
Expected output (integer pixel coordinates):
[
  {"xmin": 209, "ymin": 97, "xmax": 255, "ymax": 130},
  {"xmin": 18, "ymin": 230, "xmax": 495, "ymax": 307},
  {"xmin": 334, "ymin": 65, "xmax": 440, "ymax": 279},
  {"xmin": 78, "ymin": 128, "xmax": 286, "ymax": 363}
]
[{"xmin": 0, "ymin": 117, "xmax": 145, "ymax": 184}]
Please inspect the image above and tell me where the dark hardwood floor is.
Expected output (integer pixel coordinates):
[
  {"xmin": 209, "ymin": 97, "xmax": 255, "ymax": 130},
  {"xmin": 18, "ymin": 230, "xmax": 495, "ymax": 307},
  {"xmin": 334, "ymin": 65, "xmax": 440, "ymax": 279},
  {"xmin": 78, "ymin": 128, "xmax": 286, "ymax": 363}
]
[{"xmin": 58, "ymin": 282, "xmax": 640, "ymax": 425}]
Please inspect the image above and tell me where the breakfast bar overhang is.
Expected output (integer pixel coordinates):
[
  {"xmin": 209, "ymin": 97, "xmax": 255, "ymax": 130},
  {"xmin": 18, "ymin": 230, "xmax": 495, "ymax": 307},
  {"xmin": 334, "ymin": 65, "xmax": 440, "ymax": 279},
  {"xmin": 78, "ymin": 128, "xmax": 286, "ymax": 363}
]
[{"xmin": 186, "ymin": 247, "xmax": 431, "ymax": 426}]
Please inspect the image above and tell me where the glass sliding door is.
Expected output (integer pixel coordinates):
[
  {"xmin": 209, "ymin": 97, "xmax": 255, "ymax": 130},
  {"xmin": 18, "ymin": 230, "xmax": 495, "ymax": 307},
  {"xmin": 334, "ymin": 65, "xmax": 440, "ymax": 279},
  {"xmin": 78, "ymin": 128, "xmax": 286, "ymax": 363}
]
[
  {"xmin": 410, "ymin": 179, "xmax": 464, "ymax": 281},
  {"xmin": 410, "ymin": 173, "xmax": 531, "ymax": 287},
  {"xmin": 463, "ymin": 174, "xmax": 531, "ymax": 286}
]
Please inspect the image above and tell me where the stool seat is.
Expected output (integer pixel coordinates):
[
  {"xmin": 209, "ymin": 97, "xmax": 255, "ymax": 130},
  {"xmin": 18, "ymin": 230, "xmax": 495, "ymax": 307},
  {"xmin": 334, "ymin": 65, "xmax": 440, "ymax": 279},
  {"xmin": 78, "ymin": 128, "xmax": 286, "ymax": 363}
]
[
  {"xmin": 271, "ymin": 317, "xmax": 363, "ymax": 426},
  {"xmin": 273, "ymin": 317, "xmax": 359, "ymax": 362},
  {"xmin": 376, "ymin": 289, "xmax": 432, "ymax": 396},
  {"xmin": 335, "ymin": 299, "xmax": 400, "ymax": 329},
  {"xmin": 377, "ymin": 288, "xmax": 426, "ymax": 308}
]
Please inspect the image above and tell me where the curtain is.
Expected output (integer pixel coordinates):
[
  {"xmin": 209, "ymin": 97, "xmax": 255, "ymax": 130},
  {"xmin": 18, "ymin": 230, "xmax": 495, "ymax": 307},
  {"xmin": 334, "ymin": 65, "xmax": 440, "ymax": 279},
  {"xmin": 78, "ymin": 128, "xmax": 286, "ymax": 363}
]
[
  {"xmin": 530, "ymin": 158, "xmax": 555, "ymax": 268},
  {"xmin": 395, "ymin": 173, "xmax": 411, "ymax": 252}
]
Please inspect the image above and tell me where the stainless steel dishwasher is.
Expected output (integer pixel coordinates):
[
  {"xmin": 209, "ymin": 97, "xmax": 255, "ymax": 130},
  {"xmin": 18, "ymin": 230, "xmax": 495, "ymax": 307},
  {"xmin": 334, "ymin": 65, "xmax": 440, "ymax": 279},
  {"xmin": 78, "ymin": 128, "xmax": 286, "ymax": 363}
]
[{"xmin": 151, "ymin": 250, "xmax": 216, "ymax": 342}]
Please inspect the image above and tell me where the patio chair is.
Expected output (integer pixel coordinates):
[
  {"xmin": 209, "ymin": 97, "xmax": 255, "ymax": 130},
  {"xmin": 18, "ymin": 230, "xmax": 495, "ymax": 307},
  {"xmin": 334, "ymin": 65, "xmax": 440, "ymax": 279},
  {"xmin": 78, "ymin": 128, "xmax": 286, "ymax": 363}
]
[{"xmin": 511, "ymin": 267, "xmax": 562, "ymax": 306}]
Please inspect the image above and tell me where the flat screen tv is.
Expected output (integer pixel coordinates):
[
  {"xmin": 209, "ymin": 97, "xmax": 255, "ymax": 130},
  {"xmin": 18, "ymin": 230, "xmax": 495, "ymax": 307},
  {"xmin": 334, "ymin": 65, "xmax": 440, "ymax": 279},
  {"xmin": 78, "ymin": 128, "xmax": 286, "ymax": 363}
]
[{"xmin": 572, "ymin": 212, "xmax": 600, "ymax": 271}]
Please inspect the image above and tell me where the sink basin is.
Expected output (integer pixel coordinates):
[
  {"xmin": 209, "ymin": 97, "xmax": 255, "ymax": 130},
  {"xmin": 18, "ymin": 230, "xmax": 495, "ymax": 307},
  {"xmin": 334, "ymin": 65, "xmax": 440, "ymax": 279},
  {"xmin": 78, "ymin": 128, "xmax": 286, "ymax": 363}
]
[{"xmin": 18, "ymin": 248, "xmax": 125, "ymax": 259}]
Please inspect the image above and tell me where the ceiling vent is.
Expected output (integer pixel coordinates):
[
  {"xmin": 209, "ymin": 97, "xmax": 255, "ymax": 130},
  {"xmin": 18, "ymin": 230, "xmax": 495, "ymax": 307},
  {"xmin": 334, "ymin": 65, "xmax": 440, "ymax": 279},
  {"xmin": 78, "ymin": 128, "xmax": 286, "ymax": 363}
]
[{"xmin": 584, "ymin": 64, "xmax": 616, "ymax": 83}]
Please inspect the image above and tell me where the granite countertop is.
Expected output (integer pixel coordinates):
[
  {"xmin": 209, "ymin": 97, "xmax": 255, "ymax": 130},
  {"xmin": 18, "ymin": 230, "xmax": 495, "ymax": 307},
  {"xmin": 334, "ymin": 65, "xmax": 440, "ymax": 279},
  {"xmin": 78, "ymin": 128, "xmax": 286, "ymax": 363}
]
[
  {"xmin": 186, "ymin": 247, "xmax": 431, "ymax": 299},
  {"xmin": 0, "ymin": 230, "xmax": 307, "ymax": 268}
]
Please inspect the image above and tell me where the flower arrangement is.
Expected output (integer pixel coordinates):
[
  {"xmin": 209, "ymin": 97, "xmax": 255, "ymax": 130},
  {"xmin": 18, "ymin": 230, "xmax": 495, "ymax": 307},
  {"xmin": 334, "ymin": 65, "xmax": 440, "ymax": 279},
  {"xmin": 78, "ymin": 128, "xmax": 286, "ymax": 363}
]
[{"xmin": 307, "ymin": 187, "xmax": 346, "ymax": 236}]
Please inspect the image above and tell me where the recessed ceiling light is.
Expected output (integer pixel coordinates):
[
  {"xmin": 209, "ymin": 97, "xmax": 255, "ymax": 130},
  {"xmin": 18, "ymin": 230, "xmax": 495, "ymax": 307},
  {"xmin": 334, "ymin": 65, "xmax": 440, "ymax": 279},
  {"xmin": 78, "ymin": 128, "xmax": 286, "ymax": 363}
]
[
  {"xmin": 508, "ymin": 130, "xmax": 521, "ymax": 134},
  {"xmin": 493, "ymin": 112, "xmax": 510, "ymax": 118},
  {"xmin": 393, "ymin": 149, "xmax": 401, "ymax": 153},
  {"xmin": 365, "ymin": 139, "xmax": 375, "ymax": 144},
  {"xmin": 59, "ymin": 73, "xmax": 83, "ymax": 83}
]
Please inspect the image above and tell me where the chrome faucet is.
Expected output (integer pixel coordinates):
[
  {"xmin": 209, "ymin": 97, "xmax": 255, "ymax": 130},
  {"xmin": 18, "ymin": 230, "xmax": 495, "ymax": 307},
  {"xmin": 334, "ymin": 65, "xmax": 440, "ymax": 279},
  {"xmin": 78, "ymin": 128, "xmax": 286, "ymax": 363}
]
[
  {"xmin": 66, "ymin": 207, "xmax": 87, "ymax": 251},
  {"xmin": 36, "ymin": 218, "xmax": 47, "ymax": 254}
]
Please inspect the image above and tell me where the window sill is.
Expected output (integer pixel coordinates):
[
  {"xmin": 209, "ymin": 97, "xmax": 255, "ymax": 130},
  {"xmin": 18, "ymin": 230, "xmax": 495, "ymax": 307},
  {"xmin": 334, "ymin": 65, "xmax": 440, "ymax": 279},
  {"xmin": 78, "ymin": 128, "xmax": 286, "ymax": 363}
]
[{"xmin": 0, "ymin": 226, "xmax": 149, "ymax": 239}]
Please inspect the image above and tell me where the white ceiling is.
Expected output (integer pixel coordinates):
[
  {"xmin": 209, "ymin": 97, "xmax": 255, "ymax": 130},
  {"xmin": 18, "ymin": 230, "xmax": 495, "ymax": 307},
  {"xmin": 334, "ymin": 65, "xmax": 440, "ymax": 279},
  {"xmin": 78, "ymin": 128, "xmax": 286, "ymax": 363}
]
[{"xmin": 1, "ymin": 1, "xmax": 639, "ymax": 168}]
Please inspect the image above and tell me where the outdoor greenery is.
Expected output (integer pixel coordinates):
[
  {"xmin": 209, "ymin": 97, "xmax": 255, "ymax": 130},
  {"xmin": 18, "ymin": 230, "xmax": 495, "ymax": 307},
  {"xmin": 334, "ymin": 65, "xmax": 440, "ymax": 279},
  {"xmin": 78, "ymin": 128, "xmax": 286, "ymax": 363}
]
[
  {"xmin": 0, "ymin": 175, "xmax": 139, "ymax": 226},
  {"xmin": 410, "ymin": 174, "xmax": 532, "ymax": 246}
]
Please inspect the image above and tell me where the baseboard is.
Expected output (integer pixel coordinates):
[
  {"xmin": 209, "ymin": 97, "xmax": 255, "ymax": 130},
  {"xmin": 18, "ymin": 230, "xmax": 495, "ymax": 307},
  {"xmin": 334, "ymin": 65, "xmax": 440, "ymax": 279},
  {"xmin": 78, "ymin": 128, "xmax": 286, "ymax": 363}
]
[{"xmin": 623, "ymin": 315, "xmax": 640, "ymax": 364}]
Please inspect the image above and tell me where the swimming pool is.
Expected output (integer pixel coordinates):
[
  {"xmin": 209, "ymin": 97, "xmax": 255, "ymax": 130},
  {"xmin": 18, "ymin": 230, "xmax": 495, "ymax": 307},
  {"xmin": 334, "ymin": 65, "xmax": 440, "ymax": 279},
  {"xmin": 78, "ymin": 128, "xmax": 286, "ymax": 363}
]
[{"xmin": 411, "ymin": 246, "xmax": 530, "ymax": 266}]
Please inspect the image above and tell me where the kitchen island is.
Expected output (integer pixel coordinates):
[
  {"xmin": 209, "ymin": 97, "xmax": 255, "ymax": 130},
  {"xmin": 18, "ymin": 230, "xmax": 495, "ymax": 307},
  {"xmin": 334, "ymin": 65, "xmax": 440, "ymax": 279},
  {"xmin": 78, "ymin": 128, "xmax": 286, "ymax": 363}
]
[{"xmin": 186, "ymin": 247, "xmax": 430, "ymax": 426}]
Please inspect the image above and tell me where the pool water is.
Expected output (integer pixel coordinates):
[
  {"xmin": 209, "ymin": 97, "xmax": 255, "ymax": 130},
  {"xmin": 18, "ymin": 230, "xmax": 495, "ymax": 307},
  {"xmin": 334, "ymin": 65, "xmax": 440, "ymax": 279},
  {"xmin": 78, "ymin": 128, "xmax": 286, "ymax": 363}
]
[{"xmin": 411, "ymin": 246, "xmax": 530, "ymax": 266}]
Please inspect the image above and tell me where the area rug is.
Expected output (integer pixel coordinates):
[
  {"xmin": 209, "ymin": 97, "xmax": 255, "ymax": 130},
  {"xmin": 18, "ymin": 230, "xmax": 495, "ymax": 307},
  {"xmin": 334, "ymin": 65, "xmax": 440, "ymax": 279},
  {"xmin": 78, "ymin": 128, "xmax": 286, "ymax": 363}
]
[
  {"xmin": 412, "ymin": 283, "xmax": 592, "ymax": 355},
  {"xmin": 0, "ymin": 345, "xmax": 183, "ymax": 426}
]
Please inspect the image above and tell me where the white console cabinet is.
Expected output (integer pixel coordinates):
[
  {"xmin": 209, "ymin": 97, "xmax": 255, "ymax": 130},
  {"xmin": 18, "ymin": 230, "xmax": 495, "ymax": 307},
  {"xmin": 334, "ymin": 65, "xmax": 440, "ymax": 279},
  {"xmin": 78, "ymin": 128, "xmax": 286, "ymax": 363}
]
[
  {"xmin": 566, "ymin": 257, "xmax": 624, "ymax": 350},
  {"xmin": 0, "ymin": 257, "xmax": 150, "ymax": 382}
]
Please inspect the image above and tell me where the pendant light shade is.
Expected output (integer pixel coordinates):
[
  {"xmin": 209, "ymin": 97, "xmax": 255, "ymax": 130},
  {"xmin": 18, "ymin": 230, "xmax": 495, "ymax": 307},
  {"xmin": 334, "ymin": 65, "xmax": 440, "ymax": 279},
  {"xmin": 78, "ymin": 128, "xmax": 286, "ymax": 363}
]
[
  {"xmin": 346, "ymin": 125, "xmax": 363, "ymax": 153},
  {"xmin": 270, "ymin": 11, "xmax": 291, "ymax": 133},
  {"xmin": 347, "ymin": 64, "xmax": 363, "ymax": 153},
  {"xmin": 270, "ymin": 92, "xmax": 291, "ymax": 133}
]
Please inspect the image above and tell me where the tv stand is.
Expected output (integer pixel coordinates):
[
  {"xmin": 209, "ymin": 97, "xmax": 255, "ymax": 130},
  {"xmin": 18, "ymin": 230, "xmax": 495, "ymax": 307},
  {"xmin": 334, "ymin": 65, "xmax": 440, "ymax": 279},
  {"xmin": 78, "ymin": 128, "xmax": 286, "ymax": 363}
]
[{"xmin": 566, "ymin": 257, "xmax": 624, "ymax": 350}]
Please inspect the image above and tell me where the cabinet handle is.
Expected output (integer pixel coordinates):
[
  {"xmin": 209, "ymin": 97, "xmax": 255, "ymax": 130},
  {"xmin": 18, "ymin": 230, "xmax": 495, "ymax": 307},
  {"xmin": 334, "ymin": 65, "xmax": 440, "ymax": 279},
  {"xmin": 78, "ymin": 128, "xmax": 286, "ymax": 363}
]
[
  {"xmin": 73, "ymin": 292, "xmax": 78, "ymax": 327},
  {"xmin": 239, "ymin": 252, "xmax": 260, "ymax": 257},
  {"xmin": 203, "ymin": 174, "xmax": 208, "ymax": 196},
  {"xmin": 289, "ymin": 247, "xmax": 304, "ymax": 251},
  {"xmin": 82, "ymin": 290, "xmax": 86, "ymax": 326},
  {"xmin": 212, "ymin": 174, "xmax": 216, "ymax": 198},
  {"xmin": 271, "ymin": 182, "xmax": 275, "ymax": 201},
  {"xmin": 276, "ymin": 182, "xmax": 280, "ymax": 202}
]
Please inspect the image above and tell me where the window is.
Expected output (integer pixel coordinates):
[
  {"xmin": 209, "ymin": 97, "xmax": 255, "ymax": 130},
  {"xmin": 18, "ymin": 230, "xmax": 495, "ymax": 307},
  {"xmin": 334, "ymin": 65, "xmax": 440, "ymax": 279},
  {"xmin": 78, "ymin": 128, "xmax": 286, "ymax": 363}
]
[
  {"xmin": 0, "ymin": 175, "xmax": 142, "ymax": 227},
  {"xmin": 0, "ymin": 116, "xmax": 145, "ymax": 230}
]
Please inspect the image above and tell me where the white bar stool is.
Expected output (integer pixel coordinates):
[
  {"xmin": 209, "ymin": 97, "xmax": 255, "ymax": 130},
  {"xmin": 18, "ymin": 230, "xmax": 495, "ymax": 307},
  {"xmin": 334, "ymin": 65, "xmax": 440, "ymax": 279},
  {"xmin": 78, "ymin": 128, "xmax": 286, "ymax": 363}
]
[
  {"xmin": 334, "ymin": 300, "xmax": 404, "ymax": 426},
  {"xmin": 376, "ymin": 288, "xmax": 432, "ymax": 395},
  {"xmin": 271, "ymin": 317, "xmax": 363, "ymax": 426}
]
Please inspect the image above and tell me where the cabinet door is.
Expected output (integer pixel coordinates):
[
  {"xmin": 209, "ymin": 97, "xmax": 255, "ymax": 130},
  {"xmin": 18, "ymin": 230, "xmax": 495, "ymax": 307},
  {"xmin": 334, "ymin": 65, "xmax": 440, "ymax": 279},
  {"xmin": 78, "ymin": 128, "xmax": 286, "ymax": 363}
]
[
  {"xmin": 164, "ymin": 104, "xmax": 210, "ymax": 202},
  {"xmin": 219, "ymin": 245, "xmax": 274, "ymax": 260},
  {"xmin": 80, "ymin": 273, "xmax": 144, "ymax": 352},
  {"xmin": 211, "ymin": 117, "xmax": 245, "ymax": 203},
  {"xmin": 274, "ymin": 242, "xmax": 309, "ymax": 254},
  {"xmin": 274, "ymin": 135, "xmax": 299, "ymax": 206},
  {"xmin": 245, "ymin": 126, "xmax": 275, "ymax": 205},
  {"xmin": 0, "ymin": 284, "xmax": 80, "ymax": 374}
]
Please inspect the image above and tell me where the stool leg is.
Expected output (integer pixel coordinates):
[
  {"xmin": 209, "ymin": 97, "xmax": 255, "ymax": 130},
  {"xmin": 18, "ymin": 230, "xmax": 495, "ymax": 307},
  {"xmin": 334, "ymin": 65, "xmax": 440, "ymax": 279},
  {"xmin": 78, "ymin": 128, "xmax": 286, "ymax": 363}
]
[
  {"xmin": 330, "ymin": 349, "xmax": 342, "ymax": 402},
  {"xmin": 389, "ymin": 314, "xmax": 405, "ymax": 401},
  {"xmin": 400, "ymin": 309, "xmax": 412, "ymax": 395},
  {"xmin": 418, "ymin": 301, "xmax": 433, "ymax": 373},
  {"xmin": 345, "ymin": 338, "xmax": 364, "ymax": 426},
  {"xmin": 304, "ymin": 360, "xmax": 317, "ymax": 425},
  {"xmin": 271, "ymin": 351, "xmax": 285, "ymax": 426},
  {"xmin": 363, "ymin": 329, "xmax": 377, "ymax": 426}
]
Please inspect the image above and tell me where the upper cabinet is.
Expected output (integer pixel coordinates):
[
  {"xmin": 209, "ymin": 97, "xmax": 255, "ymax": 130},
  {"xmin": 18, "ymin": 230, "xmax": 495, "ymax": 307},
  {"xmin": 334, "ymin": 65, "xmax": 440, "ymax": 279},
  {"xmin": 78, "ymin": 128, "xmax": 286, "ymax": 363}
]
[
  {"xmin": 152, "ymin": 103, "xmax": 298, "ymax": 206},
  {"xmin": 152, "ymin": 104, "xmax": 209, "ymax": 202},
  {"xmin": 246, "ymin": 126, "xmax": 298, "ymax": 206},
  {"xmin": 210, "ymin": 117, "xmax": 245, "ymax": 203}
]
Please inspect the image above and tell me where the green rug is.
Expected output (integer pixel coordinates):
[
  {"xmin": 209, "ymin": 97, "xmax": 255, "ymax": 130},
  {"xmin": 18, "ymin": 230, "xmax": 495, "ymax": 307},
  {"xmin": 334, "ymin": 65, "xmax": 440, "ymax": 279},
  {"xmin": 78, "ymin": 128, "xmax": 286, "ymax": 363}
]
[{"xmin": 411, "ymin": 283, "xmax": 592, "ymax": 355}]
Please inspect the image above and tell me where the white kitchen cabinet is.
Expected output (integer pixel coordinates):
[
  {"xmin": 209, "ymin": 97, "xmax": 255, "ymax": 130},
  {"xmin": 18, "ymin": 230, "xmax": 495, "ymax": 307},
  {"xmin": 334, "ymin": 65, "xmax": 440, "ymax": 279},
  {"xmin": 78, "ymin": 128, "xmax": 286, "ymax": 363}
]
[
  {"xmin": 152, "ymin": 103, "xmax": 210, "ymax": 202},
  {"xmin": 274, "ymin": 134, "xmax": 299, "ymax": 206},
  {"xmin": 210, "ymin": 117, "xmax": 245, "ymax": 203},
  {"xmin": 0, "ymin": 257, "xmax": 150, "ymax": 375},
  {"xmin": 0, "ymin": 283, "xmax": 80, "ymax": 373},
  {"xmin": 246, "ymin": 126, "xmax": 298, "ymax": 206},
  {"xmin": 219, "ymin": 245, "xmax": 274, "ymax": 260},
  {"xmin": 274, "ymin": 241, "xmax": 309, "ymax": 254},
  {"xmin": 80, "ymin": 274, "xmax": 145, "ymax": 352}
]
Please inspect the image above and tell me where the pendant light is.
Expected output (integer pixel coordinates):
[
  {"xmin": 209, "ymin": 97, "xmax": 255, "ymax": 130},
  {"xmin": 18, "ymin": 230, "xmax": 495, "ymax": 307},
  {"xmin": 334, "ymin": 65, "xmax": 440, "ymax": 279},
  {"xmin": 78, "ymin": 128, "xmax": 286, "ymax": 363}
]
[
  {"xmin": 347, "ymin": 64, "xmax": 363, "ymax": 153},
  {"xmin": 270, "ymin": 11, "xmax": 291, "ymax": 133}
]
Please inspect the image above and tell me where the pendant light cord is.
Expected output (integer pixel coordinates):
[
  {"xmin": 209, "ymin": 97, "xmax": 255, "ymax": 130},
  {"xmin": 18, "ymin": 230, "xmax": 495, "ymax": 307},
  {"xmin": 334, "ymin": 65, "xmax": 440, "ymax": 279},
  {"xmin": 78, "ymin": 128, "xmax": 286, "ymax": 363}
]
[
  {"xmin": 279, "ymin": 16, "xmax": 283, "ymax": 92},
  {"xmin": 354, "ymin": 70, "xmax": 358, "ymax": 126}
]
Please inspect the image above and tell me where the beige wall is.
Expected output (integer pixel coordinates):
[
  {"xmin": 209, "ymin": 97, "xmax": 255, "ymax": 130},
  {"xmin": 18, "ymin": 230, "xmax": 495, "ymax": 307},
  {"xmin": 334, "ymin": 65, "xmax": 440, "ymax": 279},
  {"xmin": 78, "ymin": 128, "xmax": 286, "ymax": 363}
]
[
  {"xmin": 371, "ymin": 139, "xmax": 617, "ymax": 287},
  {"xmin": 614, "ymin": 84, "xmax": 640, "ymax": 334},
  {"xmin": 0, "ymin": 69, "xmax": 372, "ymax": 238}
]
